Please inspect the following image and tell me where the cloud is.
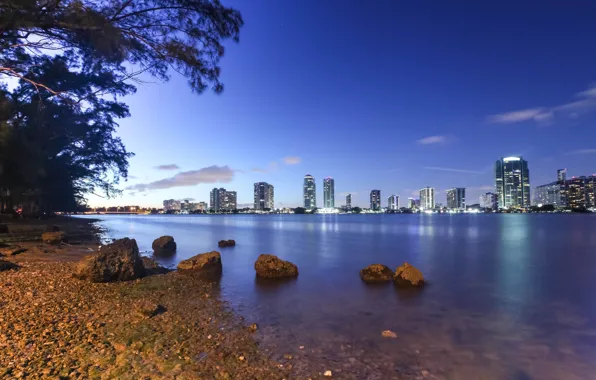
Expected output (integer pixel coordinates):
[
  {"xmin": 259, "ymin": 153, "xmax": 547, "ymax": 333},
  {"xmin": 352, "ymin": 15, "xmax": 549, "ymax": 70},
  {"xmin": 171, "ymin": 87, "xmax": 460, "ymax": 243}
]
[
  {"xmin": 128, "ymin": 175, "xmax": 138, "ymax": 180},
  {"xmin": 566, "ymin": 149, "xmax": 596, "ymax": 155},
  {"xmin": 126, "ymin": 165, "xmax": 234, "ymax": 191},
  {"xmin": 154, "ymin": 164, "xmax": 180, "ymax": 171},
  {"xmin": 283, "ymin": 156, "xmax": 302, "ymax": 165},
  {"xmin": 423, "ymin": 166, "xmax": 483, "ymax": 174},
  {"xmin": 417, "ymin": 135, "xmax": 447, "ymax": 145},
  {"xmin": 469, "ymin": 185, "xmax": 494, "ymax": 191},
  {"xmin": 251, "ymin": 162, "xmax": 279, "ymax": 173},
  {"xmin": 488, "ymin": 84, "xmax": 596, "ymax": 124}
]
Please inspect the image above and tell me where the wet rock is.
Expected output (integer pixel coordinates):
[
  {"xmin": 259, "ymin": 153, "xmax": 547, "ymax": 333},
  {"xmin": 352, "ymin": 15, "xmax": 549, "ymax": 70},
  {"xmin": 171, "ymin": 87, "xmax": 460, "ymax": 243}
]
[
  {"xmin": 0, "ymin": 246, "xmax": 28, "ymax": 256},
  {"xmin": 254, "ymin": 254, "xmax": 298, "ymax": 278},
  {"xmin": 73, "ymin": 238, "xmax": 146, "ymax": 282},
  {"xmin": 218, "ymin": 239, "xmax": 236, "ymax": 248},
  {"xmin": 0, "ymin": 224, "xmax": 8, "ymax": 234},
  {"xmin": 42, "ymin": 231, "xmax": 67, "ymax": 245},
  {"xmin": 141, "ymin": 257, "xmax": 170, "ymax": 275},
  {"xmin": 381, "ymin": 330, "xmax": 398, "ymax": 338},
  {"xmin": 44, "ymin": 225, "xmax": 61, "ymax": 233},
  {"xmin": 360, "ymin": 264, "xmax": 393, "ymax": 283},
  {"xmin": 152, "ymin": 236, "xmax": 177, "ymax": 253},
  {"xmin": 0, "ymin": 260, "xmax": 19, "ymax": 272},
  {"xmin": 177, "ymin": 251, "xmax": 222, "ymax": 273},
  {"xmin": 393, "ymin": 262, "xmax": 425, "ymax": 287}
]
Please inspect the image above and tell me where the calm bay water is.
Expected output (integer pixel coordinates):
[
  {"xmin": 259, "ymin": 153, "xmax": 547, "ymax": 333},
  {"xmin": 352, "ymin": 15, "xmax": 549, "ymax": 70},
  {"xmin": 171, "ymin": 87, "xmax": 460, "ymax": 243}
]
[{"xmin": 83, "ymin": 214, "xmax": 596, "ymax": 379}]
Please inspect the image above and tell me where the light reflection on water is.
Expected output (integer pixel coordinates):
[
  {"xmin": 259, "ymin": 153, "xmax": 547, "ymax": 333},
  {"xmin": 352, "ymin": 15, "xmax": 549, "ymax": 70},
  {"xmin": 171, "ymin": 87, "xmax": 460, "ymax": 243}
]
[{"xmin": 83, "ymin": 214, "xmax": 596, "ymax": 379}]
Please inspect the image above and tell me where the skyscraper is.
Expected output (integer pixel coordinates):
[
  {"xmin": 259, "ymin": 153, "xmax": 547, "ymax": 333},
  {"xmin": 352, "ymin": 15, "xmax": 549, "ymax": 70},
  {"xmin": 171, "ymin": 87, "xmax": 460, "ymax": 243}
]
[
  {"xmin": 210, "ymin": 188, "xmax": 237, "ymax": 212},
  {"xmin": 586, "ymin": 175, "xmax": 596, "ymax": 208},
  {"xmin": 419, "ymin": 187, "xmax": 435, "ymax": 210},
  {"xmin": 557, "ymin": 168, "xmax": 567, "ymax": 183},
  {"xmin": 254, "ymin": 182, "xmax": 274, "ymax": 210},
  {"xmin": 446, "ymin": 188, "xmax": 466, "ymax": 209},
  {"xmin": 303, "ymin": 174, "xmax": 316, "ymax": 209},
  {"xmin": 388, "ymin": 195, "xmax": 399, "ymax": 210},
  {"xmin": 495, "ymin": 156, "xmax": 530, "ymax": 209},
  {"xmin": 370, "ymin": 190, "xmax": 381, "ymax": 210},
  {"xmin": 480, "ymin": 192, "xmax": 498, "ymax": 209},
  {"xmin": 345, "ymin": 194, "xmax": 352, "ymax": 209},
  {"xmin": 566, "ymin": 177, "xmax": 587, "ymax": 209},
  {"xmin": 163, "ymin": 199, "xmax": 181, "ymax": 211},
  {"xmin": 323, "ymin": 177, "xmax": 335, "ymax": 208},
  {"xmin": 407, "ymin": 197, "xmax": 415, "ymax": 209}
]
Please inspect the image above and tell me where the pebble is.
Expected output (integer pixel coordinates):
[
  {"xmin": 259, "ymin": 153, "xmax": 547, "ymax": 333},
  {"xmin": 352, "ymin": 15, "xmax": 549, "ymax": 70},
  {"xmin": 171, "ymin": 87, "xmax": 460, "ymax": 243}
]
[
  {"xmin": 324, "ymin": 370, "xmax": 333, "ymax": 377},
  {"xmin": 382, "ymin": 330, "xmax": 398, "ymax": 338}
]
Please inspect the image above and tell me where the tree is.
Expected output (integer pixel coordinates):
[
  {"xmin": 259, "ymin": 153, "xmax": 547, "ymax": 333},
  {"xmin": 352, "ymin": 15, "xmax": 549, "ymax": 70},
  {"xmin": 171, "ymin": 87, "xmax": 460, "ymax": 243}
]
[
  {"xmin": 293, "ymin": 207, "xmax": 306, "ymax": 214},
  {"xmin": 0, "ymin": 0, "xmax": 243, "ymax": 98},
  {"xmin": 351, "ymin": 207, "xmax": 362, "ymax": 214}
]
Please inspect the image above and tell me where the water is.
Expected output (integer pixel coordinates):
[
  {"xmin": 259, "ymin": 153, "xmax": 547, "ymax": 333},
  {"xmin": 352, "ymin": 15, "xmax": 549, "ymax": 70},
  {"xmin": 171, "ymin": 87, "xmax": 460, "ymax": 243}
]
[{"xmin": 82, "ymin": 214, "xmax": 596, "ymax": 379}]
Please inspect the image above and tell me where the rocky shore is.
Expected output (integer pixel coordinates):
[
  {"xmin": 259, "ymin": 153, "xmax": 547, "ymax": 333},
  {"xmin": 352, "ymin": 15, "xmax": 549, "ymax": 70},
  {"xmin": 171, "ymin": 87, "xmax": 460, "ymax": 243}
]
[{"xmin": 0, "ymin": 217, "xmax": 290, "ymax": 379}]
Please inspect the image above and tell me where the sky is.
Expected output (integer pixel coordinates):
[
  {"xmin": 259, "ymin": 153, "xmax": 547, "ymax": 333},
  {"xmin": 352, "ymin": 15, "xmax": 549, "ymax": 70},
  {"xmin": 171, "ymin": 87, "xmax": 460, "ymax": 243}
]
[{"xmin": 88, "ymin": 0, "xmax": 596, "ymax": 208}]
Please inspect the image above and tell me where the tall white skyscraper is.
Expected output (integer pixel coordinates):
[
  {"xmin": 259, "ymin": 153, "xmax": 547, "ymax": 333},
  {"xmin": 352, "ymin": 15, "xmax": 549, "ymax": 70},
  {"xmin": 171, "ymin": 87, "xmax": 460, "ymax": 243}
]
[
  {"xmin": 345, "ymin": 194, "xmax": 352, "ymax": 209},
  {"xmin": 388, "ymin": 195, "xmax": 399, "ymax": 210},
  {"xmin": 323, "ymin": 177, "xmax": 335, "ymax": 208},
  {"xmin": 495, "ymin": 156, "xmax": 530, "ymax": 208},
  {"xmin": 419, "ymin": 187, "xmax": 435, "ymax": 210},
  {"xmin": 254, "ymin": 182, "xmax": 274, "ymax": 210},
  {"xmin": 303, "ymin": 174, "xmax": 316, "ymax": 209},
  {"xmin": 446, "ymin": 188, "xmax": 466, "ymax": 209}
]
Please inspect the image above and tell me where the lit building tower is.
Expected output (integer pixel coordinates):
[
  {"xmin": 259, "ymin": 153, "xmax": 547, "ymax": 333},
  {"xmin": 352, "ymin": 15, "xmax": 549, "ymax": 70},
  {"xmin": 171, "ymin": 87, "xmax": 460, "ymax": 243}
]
[
  {"xmin": 209, "ymin": 188, "xmax": 221, "ymax": 212},
  {"xmin": 370, "ymin": 190, "xmax": 381, "ymax": 210},
  {"xmin": 210, "ymin": 188, "xmax": 237, "ymax": 212},
  {"xmin": 495, "ymin": 156, "xmax": 530, "ymax": 209},
  {"xmin": 254, "ymin": 182, "xmax": 274, "ymax": 210},
  {"xmin": 557, "ymin": 168, "xmax": 567, "ymax": 183},
  {"xmin": 303, "ymin": 174, "xmax": 316, "ymax": 209},
  {"xmin": 566, "ymin": 177, "xmax": 587, "ymax": 209},
  {"xmin": 408, "ymin": 197, "xmax": 415, "ymax": 209},
  {"xmin": 323, "ymin": 177, "xmax": 335, "ymax": 208},
  {"xmin": 388, "ymin": 195, "xmax": 399, "ymax": 210},
  {"xmin": 419, "ymin": 187, "xmax": 435, "ymax": 210},
  {"xmin": 345, "ymin": 194, "xmax": 352, "ymax": 210},
  {"xmin": 446, "ymin": 188, "xmax": 466, "ymax": 210},
  {"xmin": 587, "ymin": 175, "xmax": 596, "ymax": 208},
  {"xmin": 480, "ymin": 192, "xmax": 498, "ymax": 210}
]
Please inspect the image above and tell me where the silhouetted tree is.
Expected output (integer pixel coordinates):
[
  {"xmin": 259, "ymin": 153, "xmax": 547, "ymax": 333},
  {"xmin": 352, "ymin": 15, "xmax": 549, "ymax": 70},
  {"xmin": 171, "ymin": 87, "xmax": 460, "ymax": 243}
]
[
  {"xmin": 351, "ymin": 207, "xmax": 362, "ymax": 214},
  {"xmin": 293, "ymin": 207, "xmax": 306, "ymax": 214}
]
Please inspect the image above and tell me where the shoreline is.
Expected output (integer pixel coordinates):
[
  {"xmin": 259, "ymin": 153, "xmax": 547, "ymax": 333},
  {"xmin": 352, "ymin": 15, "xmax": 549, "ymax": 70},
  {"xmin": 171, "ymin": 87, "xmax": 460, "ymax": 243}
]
[{"xmin": 0, "ymin": 216, "xmax": 297, "ymax": 379}]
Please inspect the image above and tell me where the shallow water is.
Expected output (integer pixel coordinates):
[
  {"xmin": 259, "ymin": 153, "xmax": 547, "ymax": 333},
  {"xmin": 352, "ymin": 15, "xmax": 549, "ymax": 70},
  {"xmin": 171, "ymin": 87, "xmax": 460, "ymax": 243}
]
[{"xmin": 82, "ymin": 214, "xmax": 596, "ymax": 379}]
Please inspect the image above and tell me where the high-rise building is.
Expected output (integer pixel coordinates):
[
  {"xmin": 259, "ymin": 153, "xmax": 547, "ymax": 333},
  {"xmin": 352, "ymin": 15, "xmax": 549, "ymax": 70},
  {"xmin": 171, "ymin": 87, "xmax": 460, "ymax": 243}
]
[
  {"xmin": 303, "ymin": 174, "xmax": 316, "ymax": 209},
  {"xmin": 323, "ymin": 177, "xmax": 335, "ymax": 208},
  {"xmin": 210, "ymin": 188, "xmax": 237, "ymax": 212},
  {"xmin": 388, "ymin": 195, "xmax": 399, "ymax": 210},
  {"xmin": 534, "ymin": 182, "xmax": 565, "ymax": 207},
  {"xmin": 446, "ymin": 188, "xmax": 466, "ymax": 209},
  {"xmin": 370, "ymin": 190, "xmax": 381, "ymax": 210},
  {"xmin": 480, "ymin": 192, "xmax": 498, "ymax": 209},
  {"xmin": 407, "ymin": 197, "xmax": 415, "ymax": 209},
  {"xmin": 198, "ymin": 202, "xmax": 209, "ymax": 212},
  {"xmin": 419, "ymin": 187, "xmax": 435, "ymax": 210},
  {"xmin": 163, "ymin": 199, "xmax": 181, "ymax": 211},
  {"xmin": 566, "ymin": 177, "xmax": 587, "ymax": 209},
  {"xmin": 345, "ymin": 194, "xmax": 352, "ymax": 209},
  {"xmin": 495, "ymin": 156, "xmax": 530, "ymax": 209},
  {"xmin": 557, "ymin": 168, "xmax": 567, "ymax": 183},
  {"xmin": 586, "ymin": 175, "xmax": 596, "ymax": 208},
  {"xmin": 254, "ymin": 182, "xmax": 274, "ymax": 210}
]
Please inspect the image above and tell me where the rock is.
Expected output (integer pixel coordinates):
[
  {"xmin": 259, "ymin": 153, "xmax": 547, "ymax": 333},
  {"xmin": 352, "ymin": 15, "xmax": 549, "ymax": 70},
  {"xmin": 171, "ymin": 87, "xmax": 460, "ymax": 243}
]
[
  {"xmin": 324, "ymin": 370, "xmax": 333, "ymax": 377},
  {"xmin": 73, "ymin": 238, "xmax": 146, "ymax": 282},
  {"xmin": 152, "ymin": 235, "xmax": 176, "ymax": 253},
  {"xmin": 254, "ymin": 254, "xmax": 298, "ymax": 278},
  {"xmin": 359, "ymin": 264, "xmax": 393, "ymax": 283},
  {"xmin": 381, "ymin": 330, "xmax": 398, "ymax": 338},
  {"xmin": 218, "ymin": 239, "xmax": 236, "ymax": 248},
  {"xmin": 41, "ymin": 231, "xmax": 67, "ymax": 245},
  {"xmin": 0, "ymin": 260, "xmax": 19, "ymax": 272},
  {"xmin": 0, "ymin": 246, "xmax": 28, "ymax": 256},
  {"xmin": 44, "ymin": 225, "xmax": 60, "ymax": 233},
  {"xmin": 141, "ymin": 257, "xmax": 170, "ymax": 275},
  {"xmin": 134, "ymin": 300, "xmax": 166, "ymax": 318},
  {"xmin": 0, "ymin": 224, "xmax": 8, "ymax": 234},
  {"xmin": 177, "ymin": 251, "xmax": 222, "ymax": 273},
  {"xmin": 393, "ymin": 262, "xmax": 425, "ymax": 287},
  {"xmin": 248, "ymin": 323, "xmax": 258, "ymax": 333}
]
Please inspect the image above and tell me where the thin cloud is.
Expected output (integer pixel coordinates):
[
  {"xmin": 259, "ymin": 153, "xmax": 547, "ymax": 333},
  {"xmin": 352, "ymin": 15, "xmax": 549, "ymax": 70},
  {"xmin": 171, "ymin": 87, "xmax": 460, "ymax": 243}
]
[
  {"xmin": 424, "ymin": 166, "xmax": 483, "ymax": 174},
  {"xmin": 126, "ymin": 165, "xmax": 234, "ymax": 191},
  {"xmin": 488, "ymin": 84, "xmax": 596, "ymax": 124},
  {"xmin": 417, "ymin": 135, "xmax": 447, "ymax": 145},
  {"xmin": 469, "ymin": 185, "xmax": 494, "ymax": 191},
  {"xmin": 251, "ymin": 162, "xmax": 279, "ymax": 173},
  {"xmin": 127, "ymin": 175, "xmax": 138, "ymax": 180},
  {"xmin": 283, "ymin": 156, "xmax": 302, "ymax": 165},
  {"xmin": 566, "ymin": 149, "xmax": 596, "ymax": 155},
  {"xmin": 154, "ymin": 164, "xmax": 180, "ymax": 171}
]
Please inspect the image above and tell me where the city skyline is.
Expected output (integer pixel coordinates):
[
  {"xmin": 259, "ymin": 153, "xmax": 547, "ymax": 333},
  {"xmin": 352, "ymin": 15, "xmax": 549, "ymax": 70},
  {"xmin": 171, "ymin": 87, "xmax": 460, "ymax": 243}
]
[{"xmin": 83, "ymin": 2, "xmax": 596, "ymax": 209}]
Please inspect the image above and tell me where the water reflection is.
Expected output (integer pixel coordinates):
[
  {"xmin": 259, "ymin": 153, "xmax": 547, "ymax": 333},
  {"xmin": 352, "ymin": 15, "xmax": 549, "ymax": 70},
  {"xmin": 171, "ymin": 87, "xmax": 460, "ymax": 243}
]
[{"xmin": 80, "ymin": 214, "xmax": 596, "ymax": 379}]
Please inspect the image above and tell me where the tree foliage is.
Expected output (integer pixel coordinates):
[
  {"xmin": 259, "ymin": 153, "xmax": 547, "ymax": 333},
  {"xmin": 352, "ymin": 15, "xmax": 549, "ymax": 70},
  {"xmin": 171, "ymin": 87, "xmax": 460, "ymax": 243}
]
[{"xmin": 0, "ymin": 0, "xmax": 243, "ymax": 213}]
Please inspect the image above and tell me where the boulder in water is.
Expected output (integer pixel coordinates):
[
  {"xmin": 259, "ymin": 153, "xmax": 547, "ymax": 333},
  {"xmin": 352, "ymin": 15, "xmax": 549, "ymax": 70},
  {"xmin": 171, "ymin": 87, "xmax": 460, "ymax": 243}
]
[
  {"xmin": 254, "ymin": 254, "xmax": 298, "ymax": 278},
  {"xmin": 141, "ymin": 257, "xmax": 170, "ymax": 275},
  {"xmin": 393, "ymin": 262, "xmax": 425, "ymax": 287},
  {"xmin": 42, "ymin": 231, "xmax": 66, "ymax": 245},
  {"xmin": 360, "ymin": 264, "xmax": 393, "ymax": 283},
  {"xmin": 152, "ymin": 236, "xmax": 177, "ymax": 253},
  {"xmin": 74, "ymin": 238, "xmax": 146, "ymax": 282},
  {"xmin": 218, "ymin": 239, "xmax": 236, "ymax": 248},
  {"xmin": 177, "ymin": 251, "xmax": 222, "ymax": 274}
]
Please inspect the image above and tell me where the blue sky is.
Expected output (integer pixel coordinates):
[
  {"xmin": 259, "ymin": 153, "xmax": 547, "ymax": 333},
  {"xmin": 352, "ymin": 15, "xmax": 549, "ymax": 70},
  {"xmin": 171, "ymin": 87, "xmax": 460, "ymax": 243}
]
[{"xmin": 89, "ymin": 0, "xmax": 596, "ymax": 208}]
